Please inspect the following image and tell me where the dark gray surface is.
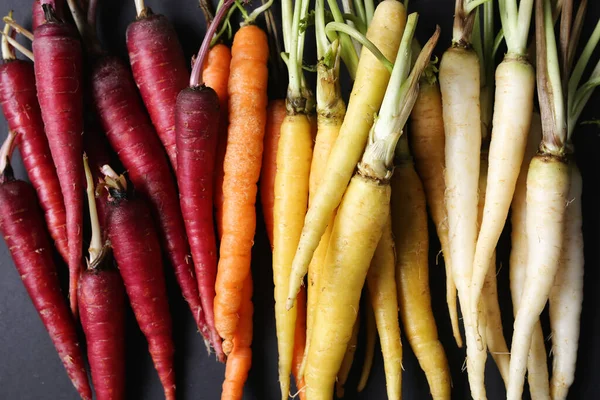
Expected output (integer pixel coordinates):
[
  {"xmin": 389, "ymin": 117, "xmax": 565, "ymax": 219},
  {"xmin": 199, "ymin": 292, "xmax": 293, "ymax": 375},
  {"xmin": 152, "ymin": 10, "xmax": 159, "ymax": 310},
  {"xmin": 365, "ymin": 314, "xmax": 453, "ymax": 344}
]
[{"xmin": 0, "ymin": 0, "xmax": 598, "ymax": 399}]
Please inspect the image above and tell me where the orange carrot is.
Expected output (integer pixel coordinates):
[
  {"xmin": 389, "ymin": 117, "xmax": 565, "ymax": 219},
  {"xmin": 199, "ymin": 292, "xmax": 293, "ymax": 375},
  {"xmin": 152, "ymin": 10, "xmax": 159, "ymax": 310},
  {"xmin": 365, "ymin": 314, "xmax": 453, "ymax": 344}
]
[
  {"xmin": 214, "ymin": 24, "xmax": 270, "ymax": 351},
  {"xmin": 260, "ymin": 99, "xmax": 286, "ymax": 245},
  {"xmin": 203, "ymin": 43, "xmax": 232, "ymax": 236},
  {"xmin": 221, "ymin": 274, "xmax": 254, "ymax": 400}
]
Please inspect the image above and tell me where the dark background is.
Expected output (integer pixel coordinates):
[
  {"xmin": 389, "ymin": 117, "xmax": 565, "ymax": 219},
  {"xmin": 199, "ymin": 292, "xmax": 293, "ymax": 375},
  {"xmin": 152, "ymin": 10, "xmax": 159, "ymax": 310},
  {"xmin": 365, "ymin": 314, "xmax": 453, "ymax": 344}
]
[{"xmin": 0, "ymin": 0, "xmax": 598, "ymax": 399}]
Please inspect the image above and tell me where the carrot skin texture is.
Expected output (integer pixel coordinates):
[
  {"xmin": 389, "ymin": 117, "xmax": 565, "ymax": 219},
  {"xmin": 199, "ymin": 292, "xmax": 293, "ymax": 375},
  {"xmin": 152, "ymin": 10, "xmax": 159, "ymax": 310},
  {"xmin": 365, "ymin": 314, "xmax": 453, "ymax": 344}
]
[
  {"xmin": 0, "ymin": 178, "xmax": 91, "ymax": 400},
  {"xmin": 260, "ymin": 99, "xmax": 286, "ymax": 245},
  {"xmin": 221, "ymin": 275, "xmax": 254, "ymax": 400},
  {"xmin": 214, "ymin": 25, "xmax": 269, "ymax": 346},
  {"xmin": 78, "ymin": 268, "xmax": 126, "ymax": 400},
  {"xmin": 126, "ymin": 12, "xmax": 188, "ymax": 168},
  {"xmin": 0, "ymin": 59, "xmax": 68, "ymax": 261},
  {"xmin": 33, "ymin": 17, "xmax": 84, "ymax": 317},
  {"xmin": 176, "ymin": 86, "xmax": 224, "ymax": 361},
  {"xmin": 90, "ymin": 55, "xmax": 208, "ymax": 340},
  {"xmin": 107, "ymin": 194, "xmax": 176, "ymax": 400},
  {"xmin": 202, "ymin": 44, "xmax": 232, "ymax": 236}
]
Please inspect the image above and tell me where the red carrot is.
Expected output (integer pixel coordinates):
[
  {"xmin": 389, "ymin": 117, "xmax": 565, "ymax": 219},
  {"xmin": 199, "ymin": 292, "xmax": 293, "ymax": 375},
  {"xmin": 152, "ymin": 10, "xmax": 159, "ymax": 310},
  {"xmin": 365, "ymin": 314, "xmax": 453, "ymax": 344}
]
[
  {"xmin": 0, "ymin": 27, "xmax": 68, "ymax": 262},
  {"xmin": 78, "ymin": 155, "xmax": 126, "ymax": 400},
  {"xmin": 33, "ymin": 3, "xmax": 84, "ymax": 316},
  {"xmin": 174, "ymin": 0, "xmax": 239, "ymax": 363},
  {"xmin": 90, "ymin": 53, "xmax": 209, "ymax": 343},
  {"xmin": 0, "ymin": 133, "xmax": 91, "ymax": 400},
  {"xmin": 103, "ymin": 167, "xmax": 176, "ymax": 400},
  {"xmin": 126, "ymin": 0, "xmax": 189, "ymax": 169}
]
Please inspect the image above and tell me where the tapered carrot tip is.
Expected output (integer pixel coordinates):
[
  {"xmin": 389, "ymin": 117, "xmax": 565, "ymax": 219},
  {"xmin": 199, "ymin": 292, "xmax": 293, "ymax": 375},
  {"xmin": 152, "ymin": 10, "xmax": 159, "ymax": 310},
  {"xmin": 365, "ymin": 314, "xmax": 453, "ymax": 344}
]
[{"xmin": 223, "ymin": 339, "xmax": 233, "ymax": 355}]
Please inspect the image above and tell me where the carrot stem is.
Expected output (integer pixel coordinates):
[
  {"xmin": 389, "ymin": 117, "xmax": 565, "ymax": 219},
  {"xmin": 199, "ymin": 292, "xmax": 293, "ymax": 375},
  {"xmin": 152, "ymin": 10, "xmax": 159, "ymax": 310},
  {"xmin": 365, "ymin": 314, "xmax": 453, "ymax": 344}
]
[
  {"xmin": 326, "ymin": 0, "xmax": 359, "ymax": 78},
  {"xmin": 325, "ymin": 22, "xmax": 393, "ymax": 73},
  {"xmin": 83, "ymin": 155, "xmax": 102, "ymax": 265},
  {"xmin": 0, "ymin": 130, "xmax": 16, "ymax": 174},
  {"xmin": 190, "ymin": 0, "xmax": 236, "ymax": 87},
  {"xmin": 2, "ymin": 15, "xmax": 33, "ymax": 41},
  {"xmin": 1, "ymin": 14, "xmax": 14, "ymax": 60},
  {"xmin": 134, "ymin": 0, "xmax": 146, "ymax": 17},
  {"xmin": 0, "ymin": 31, "xmax": 33, "ymax": 61}
]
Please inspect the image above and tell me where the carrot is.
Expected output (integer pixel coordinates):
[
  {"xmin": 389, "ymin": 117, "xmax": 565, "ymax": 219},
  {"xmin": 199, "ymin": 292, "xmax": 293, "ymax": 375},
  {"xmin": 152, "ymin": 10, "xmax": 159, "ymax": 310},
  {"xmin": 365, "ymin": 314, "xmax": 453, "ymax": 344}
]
[
  {"xmin": 78, "ymin": 155, "xmax": 126, "ymax": 400},
  {"xmin": 367, "ymin": 218, "xmax": 402, "ymax": 400},
  {"xmin": 392, "ymin": 135, "xmax": 451, "ymax": 400},
  {"xmin": 103, "ymin": 167, "xmax": 176, "ymax": 400},
  {"xmin": 549, "ymin": 163, "xmax": 583, "ymax": 400},
  {"xmin": 221, "ymin": 274, "xmax": 253, "ymax": 400},
  {"xmin": 258, "ymin": 97, "xmax": 307, "ymax": 398},
  {"xmin": 175, "ymin": 1, "xmax": 239, "ymax": 362},
  {"xmin": 548, "ymin": 5, "xmax": 599, "ymax": 397},
  {"xmin": 259, "ymin": 99, "xmax": 286, "ymax": 245},
  {"xmin": 506, "ymin": 2, "xmax": 573, "ymax": 397},
  {"xmin": 0, "ymin": 22, "xmax": 68, "ymax": 262},
  {"xmin": 509, "ymin": 112, "xmax": 550, "ymax": 399},
  {"xmin": 126, "ymin": 0, "xmax": 189, "ymax": 168},
  {"xmin": 409, "ymin": 75, "xmax": 461, "ymax": 348},
  {"xmin": 203, "ymin": 43, "xmax": 232, "ymax": 236},
  {"xmin": 298, "ymin": 0, "xmax": 346, "ymax": 379},
  {"xmin": 305, "ymin": 21, "xmax": 438, "ymax": 399},
  {"xmin": 286, "ymin": 0, "xmax": 406, "ymax": 308},
  {"xmin": 477, "ymin": 147, "xmax": 509, "ymax": 385},
  {"xmin": 357, "ymin": 300, "xmax": 376, "ymax": 393},
  {"xmin": 439, "ymin": 0, "xmax": 486, "ymax": 396},
  {"xmin": 214, "ymin": 21, "xmax": 270, "ymax": 350},
  {"xmin": 0, "ymin": 133, "xmax": 91, "ymax": 400},
  {"xmin": 273, "ymin": 1, "xmax": 314, "ymax": 396},
  {"xmin": 470, "ymin": 0, "xmax": 536, "ymax": 333},
  {"xmin": 33, "ymin": 3, "xmax": 84, "ymax": 317},
  {"xmin": 88, "ymin": 36, "xmax": 208, "ymax": 343},
  {"xmin": 291, "ymin": 288, "xmax": 307, "ymax": 400},
  {"xmin": 335, "ymin": 312, "xmax": 360, "ymax": 399}
]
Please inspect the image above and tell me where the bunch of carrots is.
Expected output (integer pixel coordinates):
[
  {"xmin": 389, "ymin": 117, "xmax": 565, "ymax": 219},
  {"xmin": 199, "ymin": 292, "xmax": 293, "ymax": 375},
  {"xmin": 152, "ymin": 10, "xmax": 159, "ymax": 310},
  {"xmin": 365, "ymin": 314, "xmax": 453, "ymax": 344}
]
[{"xmin": 0, "ymin": 0, "xmax": 598, "ymax": 399}]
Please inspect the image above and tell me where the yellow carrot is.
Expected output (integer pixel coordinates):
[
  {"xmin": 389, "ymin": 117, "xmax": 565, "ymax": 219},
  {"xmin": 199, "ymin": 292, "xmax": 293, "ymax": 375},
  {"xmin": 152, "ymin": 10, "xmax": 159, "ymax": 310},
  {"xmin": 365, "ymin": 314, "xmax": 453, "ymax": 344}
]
[
  {"xmin": 367, "ymin": 218, "xmax": 402, "ymax": 400},
  {"xmin": 335, "ymin": 312, "xmax": 360, "ymax": 398},
  {"xmin": 392, "ymin": 135, "xmax": 451, "ymax": 400},
  {"xmin": 286, "ymin": 0, "xmax": 407, "ymax": 309},
  {"xmin": 273, "ymin": 1, "xmax": 315, "ymax": 398},
  {"xmin": 304, "ymin": 19, "xmax": 439, "ymax": 399}
]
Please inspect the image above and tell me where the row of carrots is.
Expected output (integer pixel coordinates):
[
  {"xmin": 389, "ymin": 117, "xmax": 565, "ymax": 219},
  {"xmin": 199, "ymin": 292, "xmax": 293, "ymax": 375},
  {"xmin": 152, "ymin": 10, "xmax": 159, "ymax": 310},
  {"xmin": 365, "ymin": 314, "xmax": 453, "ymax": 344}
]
[{"xmin": 0, "ymin": 0, "xmax": 598, "ymax": 400}]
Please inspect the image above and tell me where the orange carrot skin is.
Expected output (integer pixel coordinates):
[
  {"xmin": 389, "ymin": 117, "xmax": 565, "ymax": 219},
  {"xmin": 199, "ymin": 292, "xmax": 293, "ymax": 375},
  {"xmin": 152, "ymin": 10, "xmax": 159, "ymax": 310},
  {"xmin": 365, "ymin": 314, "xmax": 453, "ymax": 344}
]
[
  {"xmin": 90, "ymin": 55, "xmax": 210, "ymax": 341},
  {"xmin": 107, "ymin": 192, "xmax": 176, "ymax": 400},
  {"xmin": 221, "ymin": 275, "xmax": 254, "ymax": 400},
  {"xmin": 0, "ymin": 58, "xmax": 68, "ymax": 262},
  {"xmin": 126, "ymin": 11, "xmax": 188, "ymax": 169},
  {"xmin": 33, "ymin": 8, "xmax": 84, "ymax": 317},
  {"xmin": 214, "ymin": 25, "xmax": 269, "ymax": 346},
  {"xmin": 203, "ymin": 44, "xmax": 231, "ymax": 236},
  {"xmin": 259, "ymin": 99, "xmax": 286, "ymax": 246},
  {"xmin": 78, "ymin": 267, "xmax": 126, "ymax": 400},
  {"xmin": 0, "ymin": 174, "xmax": 91, "ymax": 400}
]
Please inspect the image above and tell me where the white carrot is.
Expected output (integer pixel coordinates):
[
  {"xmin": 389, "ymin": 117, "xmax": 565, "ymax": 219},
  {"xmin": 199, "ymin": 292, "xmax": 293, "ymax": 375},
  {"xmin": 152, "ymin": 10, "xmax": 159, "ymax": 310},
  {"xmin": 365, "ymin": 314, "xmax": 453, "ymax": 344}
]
[
  {"xmin": 549, "ymin": 6, "xmax": 600, "ymax": 397},
  {"xmin": 469, "ymin": 0, "xmax": 537, "ymax": 330},
  {"xmin": 506, "ymin": 1, "xmax": 572, "ymax": 397},
  {"xmin": 509, "ymin": 112, "xmax": 551, "ymax": 399},
  {"xmin": 439, "ymin": 0, "xmax": 486, "ymax": 397}
]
